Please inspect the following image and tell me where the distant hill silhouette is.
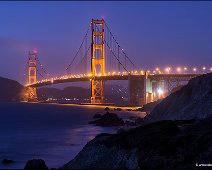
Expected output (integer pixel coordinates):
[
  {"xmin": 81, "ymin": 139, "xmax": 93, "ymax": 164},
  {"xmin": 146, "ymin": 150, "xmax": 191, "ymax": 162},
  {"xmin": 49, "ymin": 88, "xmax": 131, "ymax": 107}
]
[
  {"xmin": 0, "ymin": 76, "xmax": 128, "ymax": 104},
  {"xmin": 37, "ymin": 86, "xmax": 90, "ymax": 100},
  {"xmin": 37, "ymin": 84, "xmax": 128, "ymax": 104},
  {"xmin": 0, "ymin": 76, "xmax": 24, "ymax": 101}
]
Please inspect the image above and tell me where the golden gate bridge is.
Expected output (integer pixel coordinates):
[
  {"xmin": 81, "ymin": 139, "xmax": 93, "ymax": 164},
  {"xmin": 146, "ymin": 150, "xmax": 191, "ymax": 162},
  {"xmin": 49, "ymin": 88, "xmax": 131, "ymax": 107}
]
[{"xmin": 23, "ymin": 18, "xmax": 211, "ymax": 106}]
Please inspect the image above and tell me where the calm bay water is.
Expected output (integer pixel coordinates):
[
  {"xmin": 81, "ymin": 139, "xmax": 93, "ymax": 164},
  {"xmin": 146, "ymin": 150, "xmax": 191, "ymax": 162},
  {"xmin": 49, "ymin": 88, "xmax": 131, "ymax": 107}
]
[{"xmin": 0, "ymin": 102, "xmax": 120, "ymax": 169}]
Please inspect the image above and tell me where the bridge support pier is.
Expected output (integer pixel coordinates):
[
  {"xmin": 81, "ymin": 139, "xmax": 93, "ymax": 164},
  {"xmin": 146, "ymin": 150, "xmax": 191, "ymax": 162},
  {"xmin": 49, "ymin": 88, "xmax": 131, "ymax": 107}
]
[
  {"xmin": 26, "ymin": 87, "xmax": 38, "ymax": 102},
  {"xmin": 128, "ymin": 72, "xmax": 155, "ymax": 106},
  {"xmin": 128, "ymin": 75, "xmax": 146, "ymax": 106},
  {"xmin": 146, "ymin": 78, "xmax": 154, "ymax": 104}
]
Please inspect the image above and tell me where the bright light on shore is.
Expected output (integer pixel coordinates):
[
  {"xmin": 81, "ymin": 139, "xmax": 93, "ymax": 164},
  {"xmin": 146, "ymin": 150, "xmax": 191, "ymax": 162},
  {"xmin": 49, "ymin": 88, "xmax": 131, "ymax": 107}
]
[{"xmin": 157, "ymin": 88, "xmax": 163, "ymax": 95}]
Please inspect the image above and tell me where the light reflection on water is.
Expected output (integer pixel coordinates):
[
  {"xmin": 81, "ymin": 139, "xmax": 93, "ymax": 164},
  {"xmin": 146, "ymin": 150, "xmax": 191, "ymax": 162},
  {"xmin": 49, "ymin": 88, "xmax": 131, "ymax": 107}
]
[{"xmin": 0, "ymin": 102, "xmax": 116, "ymax": 169}]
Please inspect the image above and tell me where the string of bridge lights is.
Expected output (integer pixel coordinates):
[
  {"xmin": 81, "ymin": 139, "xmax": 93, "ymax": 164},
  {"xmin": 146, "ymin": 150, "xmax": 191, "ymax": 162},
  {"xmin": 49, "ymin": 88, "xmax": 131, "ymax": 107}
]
[
  {"xmin": 27, "ymin": 66, "xmax": 212, "ymax": 86},
  {"xmin": 152, "ymin": 66, "xmax": 212, "ymax": 74}
]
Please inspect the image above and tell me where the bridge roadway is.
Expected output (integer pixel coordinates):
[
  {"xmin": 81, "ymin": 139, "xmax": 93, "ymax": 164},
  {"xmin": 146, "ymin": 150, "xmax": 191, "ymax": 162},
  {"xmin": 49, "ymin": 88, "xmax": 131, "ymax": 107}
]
[{"xmin": 28, "ymin": 73, "xmax": 201, "ymax": 88}]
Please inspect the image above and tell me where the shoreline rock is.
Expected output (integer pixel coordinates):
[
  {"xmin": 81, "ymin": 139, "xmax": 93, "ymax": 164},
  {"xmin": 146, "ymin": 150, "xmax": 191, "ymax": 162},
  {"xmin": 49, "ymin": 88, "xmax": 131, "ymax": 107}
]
[
  {"xmin": 24, "ymin": 159, "xmax": 49, "ymax": 170},
  {"xmin": 145, "ymin": 73, "xmax": 212, "ymax": 123},
  {"xmin": 89, "ymin": 112, "xmax": 125, "ymax": 127},
  {"xmin": 61, "ymin": 117, "xmax": 212, "ymax": 169},
  {"xmin": 62, "ymin": 73, "xmax": 212, "ymax": 169}
]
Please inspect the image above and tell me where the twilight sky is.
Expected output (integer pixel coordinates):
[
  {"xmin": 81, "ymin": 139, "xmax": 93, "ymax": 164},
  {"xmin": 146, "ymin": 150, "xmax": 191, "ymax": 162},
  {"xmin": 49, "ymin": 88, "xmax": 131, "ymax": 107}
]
[{"xmin": 0, "ymin": 1, "xmax": 212, "ymax": 84}]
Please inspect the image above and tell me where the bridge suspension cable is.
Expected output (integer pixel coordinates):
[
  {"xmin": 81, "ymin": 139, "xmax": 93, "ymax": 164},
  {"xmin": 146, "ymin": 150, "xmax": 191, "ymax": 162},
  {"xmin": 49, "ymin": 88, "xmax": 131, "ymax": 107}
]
[
  {"xmin": 76, "ymin": 45, "xmax": 91, "ymax": 73},
  {"xmin": 65, "ymin": 24, "xmax": 91, "ymax": 74},
  {"xmin": 36, "ymin": 57, "xmax": 50, "ymax": 78},
  {"xmin": 21, "ymin": 58, "xmax": 29, "ymax": 85},
  {"xmin": 104, "ymin": 21, "xmax": 136, "ymax": 72}
]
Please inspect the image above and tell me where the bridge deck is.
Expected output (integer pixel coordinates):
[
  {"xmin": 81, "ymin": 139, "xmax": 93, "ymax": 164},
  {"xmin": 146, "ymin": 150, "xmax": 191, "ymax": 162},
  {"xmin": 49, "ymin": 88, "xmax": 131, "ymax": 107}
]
[{"xmin": 27, "ymin": 73, "xmax": 201, "ymax": 88}]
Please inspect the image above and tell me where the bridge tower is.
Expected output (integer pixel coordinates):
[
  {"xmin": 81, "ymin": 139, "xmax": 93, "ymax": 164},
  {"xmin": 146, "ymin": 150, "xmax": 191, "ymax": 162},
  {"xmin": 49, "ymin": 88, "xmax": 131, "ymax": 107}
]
[
  {"xmin": 90, "ymin": 19, "xmax": 105, "ymax": 104},
  {"xmin": 27, "ymin": 50, "xmax": 38, "ymax": 101}
]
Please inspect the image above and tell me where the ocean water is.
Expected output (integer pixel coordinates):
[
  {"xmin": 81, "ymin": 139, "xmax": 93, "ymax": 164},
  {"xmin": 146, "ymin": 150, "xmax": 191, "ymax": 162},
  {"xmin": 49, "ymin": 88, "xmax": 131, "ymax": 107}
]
[{"xmin": 0, "ymin": 102, "xmax": 122, "ymax": 169}]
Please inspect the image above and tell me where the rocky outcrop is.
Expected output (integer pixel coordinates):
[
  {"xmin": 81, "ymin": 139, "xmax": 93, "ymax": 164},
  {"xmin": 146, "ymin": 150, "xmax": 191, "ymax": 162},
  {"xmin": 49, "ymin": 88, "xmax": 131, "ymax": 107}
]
[
  {"xmin": 138, "ymin": 99, "xmax": 162, "ymax": 113},
  {"xmin": 62, "ymin": 73, "xmax": 212, "ymax": 169},
  {"xmin": 93, "ymin": 113, "xmax": 102, "ymax": 119},
  {"xmin": 146, "ymin": 73, "xmax": 212, "ymax": 122},
  {"xmin": 89, "ymin": 112, "xmax": 124, "ymax": 126},
  {"xmin": 24, "ymin": 159, "xmax": 49, "ymax": 170},
  {"xmin": 62, "ymin": 117, "xmax": 212, "ymax": 169}
]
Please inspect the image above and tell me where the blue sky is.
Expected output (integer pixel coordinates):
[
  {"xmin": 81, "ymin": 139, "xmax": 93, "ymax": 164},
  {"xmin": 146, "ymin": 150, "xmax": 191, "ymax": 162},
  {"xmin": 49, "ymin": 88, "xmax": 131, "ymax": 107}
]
[{"xmin": 0, "ymin": 1, "xmax": 212, "ymax": 84}]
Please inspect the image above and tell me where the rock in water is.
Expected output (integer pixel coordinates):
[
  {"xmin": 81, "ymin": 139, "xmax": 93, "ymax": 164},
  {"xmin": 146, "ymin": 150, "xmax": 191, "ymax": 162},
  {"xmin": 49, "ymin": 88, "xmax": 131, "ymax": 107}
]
[
  {"xmin": 2, "ymin": 159, "xmax": 14, "ymax": 164},
  {"xmin": 104, "ymin": 107, "xmax": 110, "ymax": 111},
  {"xmin": 89, "ymin": 112, "xmax": 124, "ymax": 126},
  {"xmin": 24, "ymin": 159, "xmax": 48, "ymax": 170},
  {"xmin": 93, "ymin": 113, "xmax": 102, "ymax": 119}
]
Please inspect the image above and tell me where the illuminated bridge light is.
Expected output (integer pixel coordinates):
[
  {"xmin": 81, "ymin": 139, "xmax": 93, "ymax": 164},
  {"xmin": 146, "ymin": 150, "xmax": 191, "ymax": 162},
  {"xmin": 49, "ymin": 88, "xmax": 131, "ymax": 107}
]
[
  {"xmin": 177, "ymin": 67, "xmax": 181, "ymax": 72},
  {"xmin": 165, "ymin": 67, "xmax": 171, "ymax": 73},
  {"xmin": 193, "ymin": 68, "xmax": 197, "ymax": 72},
  {"xmin": 202, "ymin": 67, "xmax": 206, "ymax": 70},
  {"xmin": 210, "ymin": 67, "xmax": 212, "ymax": 71}
]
